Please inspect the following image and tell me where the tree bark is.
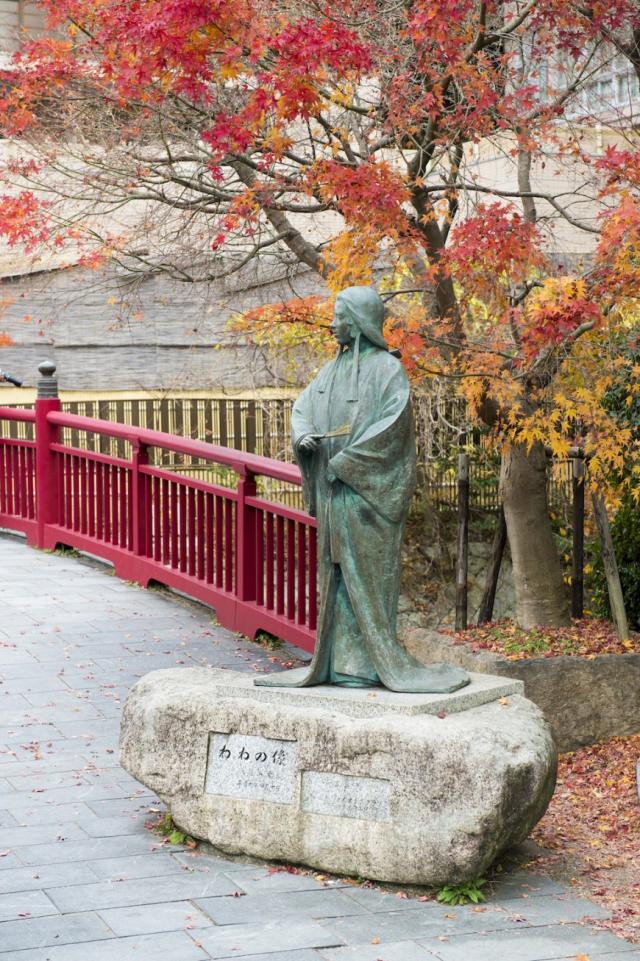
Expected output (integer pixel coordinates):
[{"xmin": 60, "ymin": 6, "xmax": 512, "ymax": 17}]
[{"xmin": 500, "ymin": 441, "xmax": 570, "ymax": 627}]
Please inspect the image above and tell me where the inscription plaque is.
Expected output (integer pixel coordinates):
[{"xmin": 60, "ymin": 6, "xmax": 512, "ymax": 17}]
[
  {"xmin": 205, "ymin": 732, "xmax": 298, "ymax": 804},
  {"xmin": 301, "ymin": 771, "xmax": 391, "ymax": 821}
]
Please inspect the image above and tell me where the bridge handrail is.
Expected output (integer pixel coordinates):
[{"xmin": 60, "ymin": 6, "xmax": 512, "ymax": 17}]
[
  {"xmin": 47, "ymin": 411, "xmax": 302, "ymax": 485},
  {"xmin": 0, "ymin": 366, "xmax": 317, "ymax": 654},
  {"xmin": 0, "ymin": 406, "xmax": 36, "ymax": 423}
]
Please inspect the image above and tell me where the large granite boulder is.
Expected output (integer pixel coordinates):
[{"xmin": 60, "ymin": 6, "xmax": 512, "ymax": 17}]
[{"xmin": 120, "ymin": 668, "xmax": 556, "ymax": 885}]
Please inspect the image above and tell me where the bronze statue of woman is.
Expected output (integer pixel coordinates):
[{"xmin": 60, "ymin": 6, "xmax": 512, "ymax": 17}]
[{"xmin": 255, "ymin": 286, "xmax": 469, "ymax": 694}]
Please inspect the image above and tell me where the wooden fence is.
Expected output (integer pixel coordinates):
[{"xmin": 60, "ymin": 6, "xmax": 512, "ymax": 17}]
[{"xmin": 0, "ymin": 392, "xmax": 573, "ymax": 511}]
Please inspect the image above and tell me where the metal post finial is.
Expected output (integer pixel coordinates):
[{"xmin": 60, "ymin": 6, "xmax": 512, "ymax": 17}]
[{"xmin": 37, "ymin": 360, "xmax": 58, "ymax": 399}]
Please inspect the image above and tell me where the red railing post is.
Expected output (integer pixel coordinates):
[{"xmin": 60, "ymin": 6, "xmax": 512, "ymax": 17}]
[
  {"xmin": 131, "ymin": 440, "xmax": 149, "ymax": 557},
  {"xmin": 236, "ymin": 468, "xmax": 257, "ymax": 603},
  {"xmin": 35, "ymin": 361, "xmax": 61, "ymax": 548}
]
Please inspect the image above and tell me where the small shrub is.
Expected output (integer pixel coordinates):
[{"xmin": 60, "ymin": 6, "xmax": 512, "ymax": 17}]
[
  {"xmin": 149, "ymin": 812, "xmax": 197, "ymax": 848},
  {"xmin": 436, "ymin": 879, "xmax": 487, "ymax": 906}
]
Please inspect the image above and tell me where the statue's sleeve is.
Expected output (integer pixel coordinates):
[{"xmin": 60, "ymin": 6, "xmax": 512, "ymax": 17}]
[
  {"xmin": 328, "ymin": 361, "xmax": 416, "ymax": 523},
  {"xmin": 290, "ymin": 382, "xmax": 321, "ymax": 516},
  {"xmin": 291, "ymin": 384, "xmax": 317, "ymax": 450}
]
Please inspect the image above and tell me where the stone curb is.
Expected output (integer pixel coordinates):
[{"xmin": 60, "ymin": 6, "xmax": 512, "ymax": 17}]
[{"xmin": 403, "ymin": 627, "xmax": 640, "ymax": 751}]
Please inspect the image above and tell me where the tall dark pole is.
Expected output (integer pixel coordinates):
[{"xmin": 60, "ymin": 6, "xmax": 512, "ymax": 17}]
[
  {"xmin": 571, "ymin": 457, "xmax": 585, "ymax": 619},
  {"xmin": 591, "ymin": 491, "xmax": 629, "ymax": 641},
  {"xmin": 477, "ymin": 506, "xmax": 507, "ymax": 625},
  {"xmin": 455, "ymin": 452, "xmax": 469, "ymax": 631}
]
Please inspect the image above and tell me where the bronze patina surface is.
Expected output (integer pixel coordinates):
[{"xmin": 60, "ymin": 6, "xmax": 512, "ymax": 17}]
[{"xmin": 255, "ymin": 286, "xmax": 469, "ymax": 694}]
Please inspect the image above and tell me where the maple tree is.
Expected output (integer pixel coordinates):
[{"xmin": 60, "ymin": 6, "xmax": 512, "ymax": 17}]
[{"xmin": 2, "ymin": 0, "xmax": 640, "ymax": 626}]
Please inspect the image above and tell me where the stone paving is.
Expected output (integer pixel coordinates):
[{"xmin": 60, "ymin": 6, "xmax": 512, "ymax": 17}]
[{"xmin": 0, "ymin": 532, "xmax": 638, "ymax": 961}]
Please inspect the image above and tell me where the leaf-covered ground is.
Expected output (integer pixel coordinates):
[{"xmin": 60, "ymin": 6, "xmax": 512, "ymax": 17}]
[
  {"xmin": 530, "ymin": 734, "xmax": 640, "ymax": 943},
  {"xmin": 448, "ymin": 618, "xmax": 640, "ymax": 659}
]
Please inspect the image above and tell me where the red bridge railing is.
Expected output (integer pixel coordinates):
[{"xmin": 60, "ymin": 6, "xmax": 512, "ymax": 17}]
[{"xmin": 0, "ymin": 363, "xmax": 317, "ymax": 654}]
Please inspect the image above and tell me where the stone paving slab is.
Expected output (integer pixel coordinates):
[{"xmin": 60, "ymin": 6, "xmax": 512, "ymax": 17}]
[
  {"xmin": 0, "ymin": 861, "xmax": 102, "ymax": 894},
  {"xmin": 193, "ymin": 918, "xmax": 346, "ymax": 958},
  {"xmin": 195, "ymin": 889, "xmax": 374, "ymax": 925},
  {"xmin": 14, "ymin": 835, "xmax": 175, "ymax": 866},
  {"xmin": 0, "ymin": 854, "xmax": 22, "ymax": 871},
  {"xmin": 76, "ymin": 811, "xmax": 155, "ymax": 837},
  {"xmin": 0, "ymin": 888, "xmax": 59, "ymax": 923},
  {"xmin": 46, "ymin": 869, "xmax": 241, "ymax": 913},
  {"xmin": 97, "ymin": 900, "xmax": 214, "ymax": 936},
  {"xmin": 320, "ymin": 944, "xmax": 434, "ymax": 961},
  {"xmin": 493, "ymin": 894, "xmax": 609, "ymax": 924},
  {"xmin": 415, "ymin": 926, "xmax": 640, "ymax": 961},
  {"xmin": 214, "ymin": 866, "xmax": 351, "ymax": 896},
  {"xmin": 487, "ymin": 871, "xmax": 568, "ymax": 899},
  {"xmin": 563, "ymin": 955, "xmax": 640, "ymax": 961},
  {"xmin": 0, "ymin": 910, "xmax": 113, "ymax": 952},
  {"xmin": 231, "ymin": 953, "xmax": 331, "ymax": 961},
  {"xmin": 85, "ymin": 851, "xmax": 203, "ymax": 880},
  {"xmin": 0, "ymin": 930, "xmax": 211, "ymax": 961},
  {"xmin": 0, "ymin": 533, "xmax": 637, "ymax": 960},
  {"xmin": 318, "ymin": 904, "xmax": 517, "ymax": 944}
]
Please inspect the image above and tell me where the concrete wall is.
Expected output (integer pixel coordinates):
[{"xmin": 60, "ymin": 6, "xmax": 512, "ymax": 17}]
[
  {"xmin": 403, "ymin": 627, "xmax": 640, "ymax": 752},
  {"xmin": 0, "ymin": 261, "xmax": 327, "ymax": 390},
  {"xmin": 0, "ymin": 0, "xmax": 45, "ymax": 54}
]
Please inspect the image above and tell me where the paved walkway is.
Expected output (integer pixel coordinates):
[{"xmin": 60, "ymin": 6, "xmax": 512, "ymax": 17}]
[{"xmin": 0, "ymin": 533, "xmax": 638, "ymax": 961}]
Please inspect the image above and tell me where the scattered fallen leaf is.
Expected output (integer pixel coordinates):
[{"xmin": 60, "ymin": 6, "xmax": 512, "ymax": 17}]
[
  {"xmin": 448, "ymin": 618, "xmax": 639, "ymax": 659},
  {"xmin": 532, "ymin": 733, "xmax": 640, "ymax": 944}
]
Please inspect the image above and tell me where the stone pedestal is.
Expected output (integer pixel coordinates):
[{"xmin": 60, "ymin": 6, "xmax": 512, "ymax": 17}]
[{"xmin": 120, "ymin": 668, "xmax": 557, "ymax": 885}]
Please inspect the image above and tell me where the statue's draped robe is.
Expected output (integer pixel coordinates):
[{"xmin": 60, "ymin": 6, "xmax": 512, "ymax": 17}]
[{"xmin": 255, "ymin": 342, "xmax": 469, "ymax": 694}]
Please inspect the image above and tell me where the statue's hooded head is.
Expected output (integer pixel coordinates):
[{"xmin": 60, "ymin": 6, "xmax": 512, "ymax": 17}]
[
  {"xmin": 335, "ymin": 286, "xmax": 388, "ymax": 351},
  {"xmin": 332, "ymin": 286, "xmax": 391, "ymax": 403}
]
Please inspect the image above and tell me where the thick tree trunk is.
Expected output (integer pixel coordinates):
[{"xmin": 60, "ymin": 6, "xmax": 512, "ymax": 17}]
[{"xmin": 500, "ymin": 441, "xmax": 570, "ymax": 628}]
